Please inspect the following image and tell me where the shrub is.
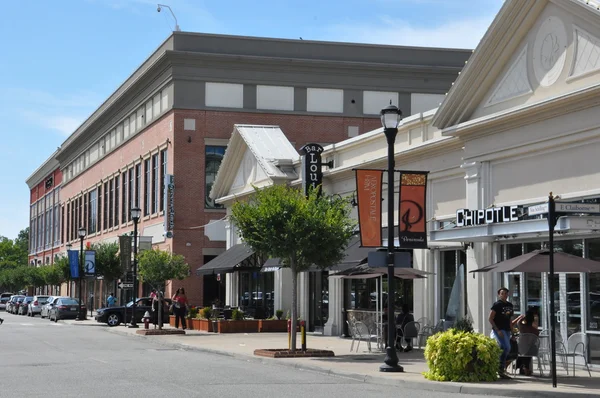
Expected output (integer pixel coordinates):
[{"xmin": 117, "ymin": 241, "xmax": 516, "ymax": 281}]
[
  {"xmin": 187, "ymin": 306, "xmax": 199, "ymax": 319},
  {"xmin": 453, "ymin": 317, "xmax": 474, "ymax": 333},
  {"xmin": 232, "ymin": 308, "xmax": 244, "ymax": 320},
  {"xmin": 423, "ymin": 329, "xmax": 502, "ymax": 382},
  {"xmin": 275, "ymin": 309, "xmax": 284, "ymax": 320},
  {"xmin": 199, "ymin": 307, "xmax": 212, "ymax": 320}
]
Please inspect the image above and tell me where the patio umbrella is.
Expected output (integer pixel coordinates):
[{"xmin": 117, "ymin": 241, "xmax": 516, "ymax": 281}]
[
  {"xmin": 333, "ymin": 264, "xmax": 431, "ymax": 279},
  {"xmin": 470, "ymin": 249, "xmax": 600, "ymax": 274}
]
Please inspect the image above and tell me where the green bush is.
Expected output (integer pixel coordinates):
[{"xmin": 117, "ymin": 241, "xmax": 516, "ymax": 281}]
[
  {"xmin": 275, "ymin": 309, "xmax": 284, "ymax": 320},
  {"xmin": 232, "ymin": 308, "xmax": 244, "ymax": 320},
  {"xmin": 423, "ymin": 329, "xmax": 502, "ymax": 382},
  {"xmin": 187, "ymin": 306, "xmax": 199, "ymax": 319},
  {"xmin": 199, "ymin": 307, "xmax": 212, "ymax": 319}
]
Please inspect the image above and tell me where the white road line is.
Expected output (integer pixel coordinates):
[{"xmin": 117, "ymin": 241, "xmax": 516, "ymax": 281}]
[
  {"xmin": 90, "ymin": 358, "xmax": 108, "ymax": 364},
  {"xmin": 20, "ymin": 323, "xmax": 34, "ymax": 326}
]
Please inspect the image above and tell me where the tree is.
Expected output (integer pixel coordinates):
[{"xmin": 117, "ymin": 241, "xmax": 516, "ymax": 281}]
[
  {"xmin": 138, "ymin": 248, "xmax": 190, "ymax": 329},
  {"xmin": 230, "ymin": 185, "xmax": 356, "ymax": 351},
  {"xmin": 91, "ymin": 242, "xmax": 122, "ymax": 283}
]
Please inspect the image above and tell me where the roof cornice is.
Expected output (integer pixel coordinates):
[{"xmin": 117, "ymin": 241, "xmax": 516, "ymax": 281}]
[{"xmin": 432, "ymin": 0, "xmax": 547, "ymax": 129}]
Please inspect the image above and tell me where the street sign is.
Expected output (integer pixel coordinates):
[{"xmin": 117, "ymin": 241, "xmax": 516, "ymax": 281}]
[
  {"xmin": 528, "ymin": 202, "xmax": 600, "ymax": 216},
  {"xmin": 118, "ymin": 282, "xmax": 133, "ymax": 289}
]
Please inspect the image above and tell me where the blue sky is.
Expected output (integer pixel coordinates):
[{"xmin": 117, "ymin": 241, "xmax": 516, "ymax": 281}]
[{"xmin": 0, "ymin": 0, "xmax": 503, "ymax": 240}]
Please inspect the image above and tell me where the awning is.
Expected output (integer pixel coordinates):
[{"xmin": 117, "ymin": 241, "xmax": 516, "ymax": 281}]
[
  {"xmin": 260, "ymin": 235, "xmax": 371, "ymax": 273},
  {"xmin": 196, "ymin": 243, "xmax": 255, "ymax": 275},
  {"xmin": 332, "ymin": 265, "xmax": 431, "ymax": 280}
]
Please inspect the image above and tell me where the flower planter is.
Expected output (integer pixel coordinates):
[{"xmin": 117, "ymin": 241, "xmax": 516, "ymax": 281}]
[
  {"xmin": 258, "ymin": 319, "xmax": 288, "ymax": 332},
  {"xmin": 193, "ymin": 318, "xmax": 213, "ymax": 332},
  {"xmin": 216, "ymin": 319, "xmax": 260, "ymax": 333},
  {"xmin": 169, "ymin": 315, "xmax": 176, "ymax": 327},
  {"xmin": 186, "ymin": 318, "xmax": 195, "ymax": 330}
]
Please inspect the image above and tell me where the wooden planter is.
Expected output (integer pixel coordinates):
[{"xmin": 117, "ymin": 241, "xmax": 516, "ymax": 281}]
[
  {"xmin": 186, "ymin": 318, "xmax": 195, "ymax": 330},
  {"xmin": 192, "ymin": 318, "xmax": 214, "ymax": 332},
  {"xmin": 216, "ymin": 320, "xmax": 260, "ymax": 333},
  {"xmin": 169, "ymin": 315, "xmax": 176, "ymax": 327},
  {"xmin": 258, "ymin": 319, "xmax": 288, "ymax": 332}
]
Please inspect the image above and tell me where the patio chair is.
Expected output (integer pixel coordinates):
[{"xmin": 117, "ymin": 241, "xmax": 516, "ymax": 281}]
[
  {"xmin": 368, "ymin": 321, "xmax": 385, "ymax": 351},
  {"xmin": 416, "ymin": 317, "xmax": 432, "ymax": 348},
  {"xmin": 346, "ymin": 320, "xmax": 358, "ymax": 352},
  {"xmin": 397, "ymin": 321, "xmax": 420, "ymax": 350},
  {"xmin": 556, "ymin": 333, "xmax": 592, "ymax": 377},
  {"xmin": 353, "ymin": 320, "xmax": 377, "ymax": 352},
  {"xmin": 512, "ymin": 333, "xmax": 543, "ymax": 377},
  {"xmin": 431, "ymin": 319, "xmax": 445, "ymax": 334}
]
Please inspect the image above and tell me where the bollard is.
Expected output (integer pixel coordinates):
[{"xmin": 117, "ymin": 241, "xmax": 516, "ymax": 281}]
[
  {"xmin": 300, "ymin": 320, "xmax": 306, "ymax": 352},
  {"xmin": 287, "ymin": 319, "xmax": 291, "ymax": 350}
]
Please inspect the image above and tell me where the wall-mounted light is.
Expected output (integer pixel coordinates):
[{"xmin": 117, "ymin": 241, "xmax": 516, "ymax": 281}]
[{"xmin": 187, "ymin": 136, "xmax": 192, "ymax": 143}]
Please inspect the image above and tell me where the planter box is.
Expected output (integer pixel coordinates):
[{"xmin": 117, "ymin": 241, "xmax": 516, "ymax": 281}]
[
  {"xmin": 192, "ymin": 318, "xmax": 214, "ymax": 332},
  {"xmin": 216, "ymin": 320, "xmax": 259, "ymax": 333},
  {"xmin": 258, "ymin": 319, "xmax": 288, "ymax": 332},
  {"xmin": 169, "ymin": 315, "xmax": 176, "ymax": 327},
  {"xmin": 186, "ymin": 318, "xmax": 195, "ymax": 330}
]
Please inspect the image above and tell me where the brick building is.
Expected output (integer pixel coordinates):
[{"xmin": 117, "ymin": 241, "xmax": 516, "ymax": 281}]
[{"xmin": 25, "ymin": 31, "xmax": 469, "ymax": 307}]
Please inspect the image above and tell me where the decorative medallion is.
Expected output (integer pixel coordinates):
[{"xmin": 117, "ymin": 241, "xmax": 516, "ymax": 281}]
[{"xmin": 533, "ymin": 16, "xmax": 567, "ymax": 87}]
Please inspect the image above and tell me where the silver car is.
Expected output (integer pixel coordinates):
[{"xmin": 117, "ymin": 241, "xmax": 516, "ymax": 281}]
[{"xmin": 28, "ymin": 295, "xmax": 50, "ymax": 316}]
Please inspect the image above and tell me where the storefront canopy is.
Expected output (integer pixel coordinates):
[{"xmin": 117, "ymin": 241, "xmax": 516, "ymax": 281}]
[
  {"xmin": 196, "ymin": 243, "xmax": 255, "ymax": 275},
  {"xmin": 471, "ymin": 249, "xmax": 600, "ymax": 273},
  {"xmin": 260, "ymin": 235, "xmax": 373, "ymax": 273}
]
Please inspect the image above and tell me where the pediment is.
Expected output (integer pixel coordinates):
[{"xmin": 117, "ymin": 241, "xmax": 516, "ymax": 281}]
[{"xmin": 434, "ymin": 0, "xmax": 600, "ymax": 130}]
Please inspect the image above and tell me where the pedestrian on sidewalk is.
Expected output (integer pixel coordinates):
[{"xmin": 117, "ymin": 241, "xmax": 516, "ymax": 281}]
[
  {"xmin": 489, "ymin": 287, "xmax": 521, "ymax": 379},
  {"xmin": 107, "ymin": 293, "xmax": 117, "ymax": 308},
  {"xmin": 152, "ymin": 290, "xmax": 165, "ymax": 329},
  {"xmin": 172, "ymin": 288, "xmax": 189, "ymax": 330}
]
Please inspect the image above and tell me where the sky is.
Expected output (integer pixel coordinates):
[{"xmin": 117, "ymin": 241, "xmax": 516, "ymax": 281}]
[{"xmin": 0, "ymin": 0, "xmax": 503, "ymax": 240}]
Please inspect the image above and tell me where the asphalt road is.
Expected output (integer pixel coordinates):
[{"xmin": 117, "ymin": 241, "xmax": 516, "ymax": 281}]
[{"xmin": 0, "ymin": 312, "xmax": 504, "ymax": 398}]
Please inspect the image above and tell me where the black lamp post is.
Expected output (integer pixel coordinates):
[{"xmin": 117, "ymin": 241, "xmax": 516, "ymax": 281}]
[
  {"xmin": 129, "ymin": 207, "xmax": 141, "ymax": 328},
  {"xmin": 379, "ymin": 103, "xmax": 403, "ymax": 373},
  {"xmin": 76, "ymin": 227, "xmax": 86, "ymax": 321}
]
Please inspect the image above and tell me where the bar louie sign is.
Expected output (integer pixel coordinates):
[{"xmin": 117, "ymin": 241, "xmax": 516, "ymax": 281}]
[{"xmin": 456, "ymin": 205, "xmax": 520, "ymax": 227}]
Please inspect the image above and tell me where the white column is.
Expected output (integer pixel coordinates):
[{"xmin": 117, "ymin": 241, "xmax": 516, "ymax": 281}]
[
  {"xmin": 275, "ymin": 268, "xmax": 293, "ymax": 316},
  {"xmin": 225, "ymin": 272, "xmax": 238, "ymax": 307},
  {"xmin": 324, "ymin": 274, "xmax": 344, "ymax": 336},
  {"xmin": 298, "ymin": 272, "xmax": 310, "ymax": 324}
]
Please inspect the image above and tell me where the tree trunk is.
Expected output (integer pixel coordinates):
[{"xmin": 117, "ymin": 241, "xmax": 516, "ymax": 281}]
[
  {"xmin": 290, "ymin": 257, "xmax": 297, "ymax": 352},
  {"xmin": 158, "ymin": 295, "xmax": 163, "ymax": 330}
]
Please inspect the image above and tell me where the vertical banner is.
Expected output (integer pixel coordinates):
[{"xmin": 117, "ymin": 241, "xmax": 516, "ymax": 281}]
[
  {"xmin": 84, "ymin": 250, "xmax": 96, "ymax": 276},
  {"xmin": 68, "ymin": 250, "xmax": 80, "ymax": 279},
  {"xmin": 163, "ymin": 174, "xmax": 175, "ymax": 238},
  {"xmin": 355, "ymin": 169, "xmax": 383, "ymax": 247},
  {"xmin": 398, "ymin": 171, "xmax": 429, "ymax": 249},
  {"xmin": 300, "ymin": 143, "xmax": 324, "ymax": 198}
]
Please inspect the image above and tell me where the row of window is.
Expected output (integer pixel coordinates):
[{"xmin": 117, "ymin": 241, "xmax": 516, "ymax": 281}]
[
  {"xmin": 64, "ymin": 86, "xmax": 171, "ymax": 184},
  {"xmin": 64, "ymin": 149, "xmax": 168, "ymax": 242},
  {"xmin": 29, "ymin": 188, "xmax": 61, "ymax": 254}
]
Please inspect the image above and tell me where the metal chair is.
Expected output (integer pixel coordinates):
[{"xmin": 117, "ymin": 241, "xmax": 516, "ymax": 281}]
[
  {"xmin": 353, "ymin": 320, "xmax": 376, "ymax": 352},
  {"xmin": 346, "ymin": 320, "xmax": 358, "ymax": 352},
  {"xmin": 512, "ymin": 333, "xmax": 542, "ymax": 377},
  {"xmin": 397, "ymin": 321, "xmax": 420, "ymax": 350},
  {"xmin": 416, "ymin": 317, "xmax": 432, "ymax": 348},
  {"xmin": 556, "ymin": 332, "xmax": 592, "ymax": 377}
]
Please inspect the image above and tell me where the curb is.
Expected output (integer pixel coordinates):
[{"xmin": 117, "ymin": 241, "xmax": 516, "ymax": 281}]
[{"xmin": 102, "ymin": 328, "xmax": 598, "ymax": 398}]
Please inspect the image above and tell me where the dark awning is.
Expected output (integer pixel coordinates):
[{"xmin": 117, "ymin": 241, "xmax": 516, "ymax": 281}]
[
  {"xmin": 260, "ymin": 235, "xmax": 372, "ymax": 273},
  {"xmin": 196, "ymin": 243, "xmax": 255, "ymax": 275}
]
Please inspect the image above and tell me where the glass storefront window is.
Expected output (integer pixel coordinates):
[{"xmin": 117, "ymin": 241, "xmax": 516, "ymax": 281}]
[
  {"xmin": 237, "ymin": 270, "xmax": 274, "ymax": 318},
  {"xmin": 587, "ymin": 238, "xmax": 600, "ymax": 332},
  {"xmin": 505, "ymin": 274, "xmax": 521, "ymax": 315},
  {"xmin": 440, "ymin": 250, "xmax": 466, "ymax": 323}
]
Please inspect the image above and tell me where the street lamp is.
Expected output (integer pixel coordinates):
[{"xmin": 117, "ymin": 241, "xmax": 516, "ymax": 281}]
[
  {"xmin": 76, "ymin": 227, "xmax": 86, "ymax": 321},
  {"xmin": 129, "ymin": 207, "xmax": 142, "ymax": 328},
  {"xmin": 379, "ymin": 103, "xmax": 403, "ymax": 373}
]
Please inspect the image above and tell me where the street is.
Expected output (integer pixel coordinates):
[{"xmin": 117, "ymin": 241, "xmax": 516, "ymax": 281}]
[{"xmin": 0, "ymin": 313, "xmax": 504, "ymax": 398}]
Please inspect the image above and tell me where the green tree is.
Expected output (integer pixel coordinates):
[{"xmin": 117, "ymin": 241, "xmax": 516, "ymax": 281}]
[
  {"xmin": 230, "ymin": 185, "xmax": 355, "ymax": 351},
  {"xmin": 138, "ymin": 248, "xmax": 190, "ymax": 329},
  {"xmin": 91, "ymin": 242, "xmax": 122, "ymax": 283},
  {"xmin": 42, "ymin": 263, "xmax": 65, "ymax": 287}
]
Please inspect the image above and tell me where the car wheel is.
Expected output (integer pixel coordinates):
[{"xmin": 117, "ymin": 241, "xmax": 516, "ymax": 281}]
[
  {"xmin": 107, "ymin": 314, "xmax": 121, "ymax": 327},
  {"xmin": 53, "ymin": 314, "xmax": 58, "ymax": 323}
]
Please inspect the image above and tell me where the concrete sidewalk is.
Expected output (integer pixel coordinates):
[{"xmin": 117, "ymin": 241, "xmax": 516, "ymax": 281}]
[{"xmin": 67, "ymin": 318, "xmax": 600, "ymax": 398}]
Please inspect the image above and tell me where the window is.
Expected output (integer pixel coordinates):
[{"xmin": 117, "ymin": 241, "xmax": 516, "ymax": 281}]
[
  {"xmin": 109, "ymin": 178, "xmax": 114, "ymax": 228},
  {"xmin": 30, "ymin": 204, "xmax": 36, "ymax": 253},
  {"xmin": 66, "ymin": 203, "xmax": 70, "ymax": 243},
  {"xmin": 97, "ymin": 186, "xmax": 102, "ymax": 233},
  {"xmin": 440, "ymin": 250, "xmax": 467, "ymax": 323},
  {"xmin": 115, "ymin": 175, "xmax": 120, "ymax": 226},
  {"xmin": 61, "ymin": 204, "xmax": 65, "ymax": 245},
  {"xmin": 83, "ymin": 192, "xmax": 88, "ymax": 233},
  {"xmin": 135, "ymin": 164, "xmax": 141, "ymax": 209},
  {"xmin": 122, "ymin": 171, "xmax": 127, "ymax": 224},
  {"xmin": 205, "ymin": 146, "xmax": 226, "ymax": 209},
  {"xmin": 144, "ymin": 158, "xmax": 151, "ymax": 216},
  {"xmin": 152, "ymin": 154, "xmax": 159, "ymax": 214},
  {"xmin": 103, "ymin": 182, "xmax": 109, "ymax": 230},
  {"xmin": 129, "ymin": 168, "xmax": 135, "ymax": 220},
  {"xmin": 88, "ymin": 189, "xmax": 97, "ymax": 234},
  {"xmin": 160, "ymin": 149, "xmax": 167, "ymax": 212}
]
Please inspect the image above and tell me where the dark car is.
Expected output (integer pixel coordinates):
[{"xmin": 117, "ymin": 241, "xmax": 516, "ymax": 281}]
[
  {"xmin": 49, "ymin": 298, "xmax": 86, "ymax": 322},
  {"xmin": 18, "ymin": 296, "xmax": 33, "ymax": 315},
  {"xmin": 10, "ymin": 296, "xmax": 25, "ymax": 314},
  {"xmin": 95, "ymin": 297, "xmax": 171, "ymax": 327}
]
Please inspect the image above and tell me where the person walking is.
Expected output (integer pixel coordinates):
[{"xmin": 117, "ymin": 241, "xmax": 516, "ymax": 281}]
[
  {"xmin": 489, "ymin": 287, "xmax": 520, "ymax": 379},
  {"xmin": 106, "ymin": 293, "xmax": 117, "ymax": 308},
  {"xmin": 172, "ymin": 288, "xmax": 189, "ymax": 330}
]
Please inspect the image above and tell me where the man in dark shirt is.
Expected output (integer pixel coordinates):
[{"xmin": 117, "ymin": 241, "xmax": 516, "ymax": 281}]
[{"xmin": 489, "ymin": 287, "xmax": 514, "ymax": 379}]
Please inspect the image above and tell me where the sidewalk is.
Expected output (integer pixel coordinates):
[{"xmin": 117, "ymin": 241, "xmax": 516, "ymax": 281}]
[{"xmin": 67, "ymin": 318, "xmax": 598, "ymax": 398}]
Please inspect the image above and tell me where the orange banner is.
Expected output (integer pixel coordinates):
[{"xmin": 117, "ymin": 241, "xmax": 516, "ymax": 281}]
[
  {"xmin": 355, "ymin": 169, "xmax": 383, "ymax": 247},
  {"xmin": 398, "ymin": 172, "xmax": 428, "ymax": 249}
]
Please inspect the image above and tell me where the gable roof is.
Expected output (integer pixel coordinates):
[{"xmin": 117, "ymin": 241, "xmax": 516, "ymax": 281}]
[
  {"xmin": 209, "ymin": 124, "xmax": 299, "ymax": 201},
  {"xmin": 432, "ymin": 0, "xmax": 600, "ymax": 130}
]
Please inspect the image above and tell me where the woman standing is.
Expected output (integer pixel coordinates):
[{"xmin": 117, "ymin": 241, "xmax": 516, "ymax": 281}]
[{"xmin": 172, "ymin": 288, "xmax": 189, "ymax": 330}]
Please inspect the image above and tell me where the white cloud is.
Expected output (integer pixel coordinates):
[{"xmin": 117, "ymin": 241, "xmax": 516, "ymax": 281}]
[{"xmin": 325, "ymin": 15, "xmax": 496, "ymax": 49}]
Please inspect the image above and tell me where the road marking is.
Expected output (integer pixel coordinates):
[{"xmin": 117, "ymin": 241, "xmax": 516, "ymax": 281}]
[
  {"xmin": 20, "ymin": 323, "xmax": 34, "ymax": 326},
  {"xmin": 90, "ymin": 358, "xmax": 108, "ymax": 364},
  {"xmin": 43, "ymin": 341, "xmax": 56, "ymax": 348}
]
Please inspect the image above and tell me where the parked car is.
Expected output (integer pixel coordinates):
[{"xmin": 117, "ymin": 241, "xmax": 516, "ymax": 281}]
[
  {"xmin": 0, "ymin": 297, "xmax": 10, "ymax": 310},
  {"xmin": 48, "ymin": 298, "xmax": 86, "ymax": 322},
  {"xmin": 18, "ymin": 296, "xmax": 33, "ymax": 315},
  {"xmin": 95, "ymin": 297, "xmax": 171, "ymax": 327},
  {"xmin": 9, "ymin": 296, "xmax": 25, "ymax": 314},
  {"xmin": 6, "ymin": 295, "xmax": 22, "ymax": 313},
  {"xmin": 28, "ymin": 295, "xmax": 50, "ymax": 317},
  {"xmin": 41, "ymin": 296, "xmax": 69, "ymax": 318}
]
